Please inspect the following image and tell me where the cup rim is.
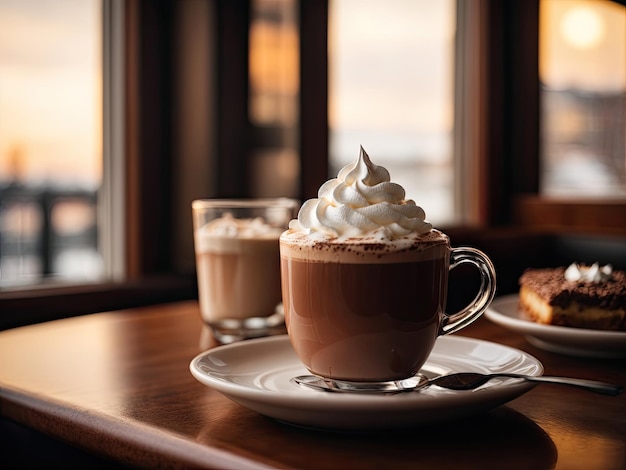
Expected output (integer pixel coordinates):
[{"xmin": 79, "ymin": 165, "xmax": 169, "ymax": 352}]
[{"xmin": 192, "ymin": 198, "xmax": 300, "ymax": 210}]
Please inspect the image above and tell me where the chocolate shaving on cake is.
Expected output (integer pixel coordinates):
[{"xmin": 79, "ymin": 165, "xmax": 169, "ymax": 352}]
[{"xmin": 519, "ymin": 267, "xmax": 626, "ymax": 310}]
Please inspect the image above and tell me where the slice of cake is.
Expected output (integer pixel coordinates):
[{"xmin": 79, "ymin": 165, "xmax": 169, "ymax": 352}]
[{"xmin": 519, "ymin": 263, "xmax": 626, "ymax": 331}]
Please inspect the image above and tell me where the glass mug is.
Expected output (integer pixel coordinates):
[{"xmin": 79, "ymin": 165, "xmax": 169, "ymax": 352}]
[
  {"xmin": 192, "ymin": 198, "xmax": 299, "ymax": 343},
  {"xmin": 279, "ymin": 232, "xmax": 496, "ymax": 384}
]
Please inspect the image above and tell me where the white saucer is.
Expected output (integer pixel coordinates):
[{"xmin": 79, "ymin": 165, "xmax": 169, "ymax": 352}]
[
  {"xmin": 189, "ymin": 334, "xmax": 542, "ymax": 431},
  {"xmin": 486, "ymin": 294, "xmax": 626, "ymax": 359}
]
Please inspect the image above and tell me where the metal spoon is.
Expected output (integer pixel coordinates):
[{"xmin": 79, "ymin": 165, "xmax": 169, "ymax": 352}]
[{"xmin": 292, "ymin": 373, "xmax": 623, "ymax": 396}]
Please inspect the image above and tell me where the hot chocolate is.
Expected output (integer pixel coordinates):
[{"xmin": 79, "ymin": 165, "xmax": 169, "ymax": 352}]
[
  {"xmin": 281, "ymin": 230, "xmax": 451, "ymax": 381},
  {"xmin": 195, "ymin": 231, "xmax": 282, "ymax": 322},
  {"xmin": 281, "ymin": 236, "xmax": 450, "ymax": 380},
  {"xmin": 192, "ymin": 199, "xmax": 299, "ymax": 342},
  {"xmin": 280, "ymin": 146, "xmax": 496, "ymax": 382}
]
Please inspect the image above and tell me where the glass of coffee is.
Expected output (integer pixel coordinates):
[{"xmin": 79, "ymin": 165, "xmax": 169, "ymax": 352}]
[
  {"xmin": 192, "ymin": 198, "xmax": 299, "ymax": 343},
  {"xmin": 279, "ymin": 147, "xmax": 496, "ymax": 386}
]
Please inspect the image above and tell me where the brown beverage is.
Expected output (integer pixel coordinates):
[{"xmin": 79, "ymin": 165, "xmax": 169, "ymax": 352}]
[
  {"xmin": 196, "ymin": 236, "xmax": 282, "ymax": 322},
  {"xmin": 280, "ymin": 230, "xmax": 450, "ymax": 382}
]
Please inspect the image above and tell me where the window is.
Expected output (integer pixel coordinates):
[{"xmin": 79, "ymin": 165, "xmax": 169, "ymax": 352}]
[
  {"xmin": 0, "ymin": 0, "xmax": 103, "ymax": 287},
  {"xmin": 540, "ymin": 0, "xmax": 626, "ymax": 197},
  {"xmin": 248, "ymin": 0, "xmax": 300, "ymax": 198},
  {"xmin": 329, "ymin": 0, "xmax": 457, "ymax": 226},
  {"xmin": 0, "ymin": 1, "xmax": 197, "ymax": 329}
]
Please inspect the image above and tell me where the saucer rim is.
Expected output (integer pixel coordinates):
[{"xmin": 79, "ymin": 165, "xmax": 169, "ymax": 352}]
[{"xmin": 189, "ymin": 334, "xmax": 543, "ymax": 430}]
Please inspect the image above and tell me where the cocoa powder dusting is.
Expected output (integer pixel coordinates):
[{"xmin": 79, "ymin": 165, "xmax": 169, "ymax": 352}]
[{"xmin": 519, "ymin": 267, "xmax": 626, "ymax": 309}]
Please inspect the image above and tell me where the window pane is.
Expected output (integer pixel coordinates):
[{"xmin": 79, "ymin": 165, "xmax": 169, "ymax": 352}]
[
  {"xmin": 540, "ymin": 0, "xmax": 626, "ymax": 197},
  {"xmin": 0, "ymin": 0, "xmax": 103, "ymax": 287},
  {"xmin": 249, "ymin": 0, "xmax": 299, "ymax": 127},
  {"xmin": 248, "ymin": 0, "xmax": 300, "ymax": 198},
  {"xmin": 329, "ymin": 0, "xmax": 457, "ymax": 225}
]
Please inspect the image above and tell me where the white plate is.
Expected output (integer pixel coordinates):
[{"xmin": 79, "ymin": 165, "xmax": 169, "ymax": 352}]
[
  {"xmin": 486, "ymin": 294, "xmax": 626, "ymax": 358},
  {"xmin": 189, "ymin": 334, "xmax": 542, "ymax": 431}
]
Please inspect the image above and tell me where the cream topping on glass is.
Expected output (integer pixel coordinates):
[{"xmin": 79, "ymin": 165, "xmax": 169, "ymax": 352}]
[
  {"xmin": 195, "ymin": 213, "xmax": 283, "ymax": 253},
  {"xmin": 564, "ymin": 262, "xmax": 613, "ymax": 283},
  {"xmin": 289, "ymin": 146, "xmax": 433, "ymax": 240}
]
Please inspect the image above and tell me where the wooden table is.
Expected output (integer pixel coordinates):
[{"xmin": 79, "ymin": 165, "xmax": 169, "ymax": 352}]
[{"xmin": 1, "ymin": 300, "xmax": 624, "ymax": 469}]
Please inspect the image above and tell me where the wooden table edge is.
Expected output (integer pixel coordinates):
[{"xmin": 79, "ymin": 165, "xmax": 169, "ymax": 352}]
[{"xmin": 0, "ymin": 383, "xmax": 274, "ymax": 469}]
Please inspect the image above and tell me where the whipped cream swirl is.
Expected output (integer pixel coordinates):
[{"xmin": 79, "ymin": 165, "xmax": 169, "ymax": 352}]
[
  {"xmin": 564, "ymin": 262, "xmax": 613, "ymax": 283},
  {"xmin": 290, "ymin": 146, "xmax": 432, "ymax": 239}
]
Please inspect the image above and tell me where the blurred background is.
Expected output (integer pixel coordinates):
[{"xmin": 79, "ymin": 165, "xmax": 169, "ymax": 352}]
[{"xmin": 0, "ymin": 0, "xmax": 624, "ymax": 314}]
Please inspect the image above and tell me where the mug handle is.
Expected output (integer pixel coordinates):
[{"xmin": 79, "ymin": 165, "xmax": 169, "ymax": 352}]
[{"xmin": 439, "ymin": 247, "xmax": 497, "ymax": 335}]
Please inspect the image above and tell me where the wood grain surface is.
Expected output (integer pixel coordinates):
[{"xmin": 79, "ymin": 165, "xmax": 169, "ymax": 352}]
[{"xmin": 1, "ymin": 300, "xmax": 624, "ymax": 469}]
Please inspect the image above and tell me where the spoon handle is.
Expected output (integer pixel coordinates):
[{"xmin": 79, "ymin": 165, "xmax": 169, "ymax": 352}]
[{"xmin": 500, "ymin": 373, "xmax": 624, "ymax": 396}]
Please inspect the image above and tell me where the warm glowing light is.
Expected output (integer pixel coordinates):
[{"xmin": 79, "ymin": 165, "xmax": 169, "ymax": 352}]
[
  {"xmin": 560, "ymin": 6, "xmax": 605, "ymax": 50},
  {"xmin": 0, "ymin": 0, "xmax": 102, "ymax": 188},
  {"xmin": 540, "ymin": 0, "xmax": 625, "ymax": 91}
]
